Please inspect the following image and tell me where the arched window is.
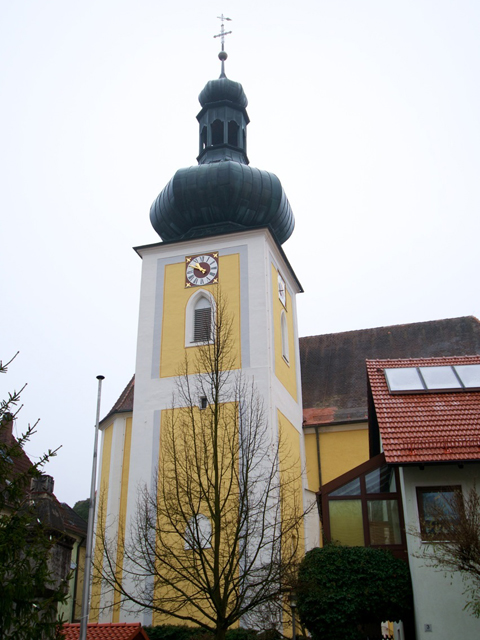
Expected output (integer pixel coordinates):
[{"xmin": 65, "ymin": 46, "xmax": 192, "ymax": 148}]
[
  {"xmin": 185, "ymin": 290, "xmax": 215, "ymax": 346},
  {"xmin": 228, "ymin": 121, "xmax": 239, "ymax": 146},
  {"xmin": 211, "ymin": 119, "xmax": 224, "ymax": 146},
  {"xmin": 281, "ymin": 311, "xmax": 289, "ymax": 363},
  {"xmin": 200, "ymin": 126, "xmax": 207, "ymax": 150},
  {"xmin": 185, "ymin": 514, "xmax": 212, "ymax": 550},
  {"xmin": 194, "ymin": 297, "xmax": 212, "ymax": 343}
]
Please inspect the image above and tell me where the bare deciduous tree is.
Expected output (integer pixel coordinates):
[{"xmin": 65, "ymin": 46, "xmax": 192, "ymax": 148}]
[
  {"xmin": 96, "ymin": 292, "xmax": 308, "ymax": 640},
  {"xmin": 415, "ymin": 485, "xmax": 480, "ymax": 617}
]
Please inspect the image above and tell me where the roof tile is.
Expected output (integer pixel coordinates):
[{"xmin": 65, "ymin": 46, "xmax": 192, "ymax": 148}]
[
  {"xmin": 367, "ymin": 355, "xmax": 480, "ymax": 464},
  {"xmin": 61, "ymin": 623, "xmax": 150, "ymax": 640},
  {"xmin": 101, "ymin": 375, "xmax": 135, "ymax": 423}
]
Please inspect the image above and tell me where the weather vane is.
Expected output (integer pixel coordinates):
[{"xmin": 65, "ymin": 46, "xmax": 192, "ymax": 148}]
[{"xmin": 214, "ymin": 15, "xmax": 232, "ymax": 77}]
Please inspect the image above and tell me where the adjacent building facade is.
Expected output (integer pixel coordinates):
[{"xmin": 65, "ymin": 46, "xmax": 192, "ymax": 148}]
[{"xmin": 320, "ymin": 354, "xmax": 480, "ymax": 639}]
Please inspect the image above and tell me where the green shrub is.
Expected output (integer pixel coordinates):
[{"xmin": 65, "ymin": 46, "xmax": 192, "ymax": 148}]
[
  {"xmin": 144, "ymin": 625, "xmax": 262, "ymax": 640},
  {"xmin": 144, "ymin": 625, "xmax": 209, "ymax": 640},
  {"xmin": 225, "ymin": 629, "xmax": 258, "ymax": 640},
  {"xmin": 297, "ymin": 545, "xmax": 413, "ymax": 640}
]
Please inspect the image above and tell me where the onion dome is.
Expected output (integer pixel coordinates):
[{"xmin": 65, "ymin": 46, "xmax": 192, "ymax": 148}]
[
  {"xmin": 150, "ymin": 53, "xmax": 295, "ymax": 245},
  {"xmin": 150, "ymin": 162, "xmax": 294, "ymax": 243},
  {"xmin": 198, "ymin": 77, "xmax": 248, "ymax": 110}
]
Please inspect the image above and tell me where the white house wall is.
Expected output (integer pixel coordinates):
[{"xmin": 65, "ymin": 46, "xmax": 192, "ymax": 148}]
[{"xmin": 400, "ymin": 464, "xmax": 480, "ymax": 639}]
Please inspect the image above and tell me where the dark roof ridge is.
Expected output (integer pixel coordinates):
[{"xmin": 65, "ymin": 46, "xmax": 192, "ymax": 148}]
[
  {"xmin": 60, "ymin": 502, "xmax": 88, "ymax": 535},
  {"xmin": 300, "ymin": 315, "xmax": 480, "ymax": 341},
  {"xmin": 300, "ymin": 316, "xmax": 480, "ymax": 423}
]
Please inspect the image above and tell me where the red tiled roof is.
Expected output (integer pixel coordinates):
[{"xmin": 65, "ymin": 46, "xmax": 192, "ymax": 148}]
[
  {"xmin": 61, "ymin": 623, "xmax": 150, "ymax": 640},
  {"xmin": 60, "ymin": 501, "xmax": 88, "ymax": 536},
  {"xmin": 0, "ymin": 416, "xmax": 35, "ymax": 477},
  {"xmin": 303, "ymin": 406, "xmax": 337, "ymax": 426},
  {"xmin": 367, "ymin": 355, "xmax": 480, "ymax": 464}
]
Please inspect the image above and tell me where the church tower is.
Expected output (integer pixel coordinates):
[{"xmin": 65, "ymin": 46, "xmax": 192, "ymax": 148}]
[{"xmin": 91, "ymin": 28, "xmax": 317, "ymax": 629}]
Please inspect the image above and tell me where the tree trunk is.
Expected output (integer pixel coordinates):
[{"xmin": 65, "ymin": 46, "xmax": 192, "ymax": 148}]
[{"xmin": 215, "ymin": 627, "xmax": 227, "ymax": 640}]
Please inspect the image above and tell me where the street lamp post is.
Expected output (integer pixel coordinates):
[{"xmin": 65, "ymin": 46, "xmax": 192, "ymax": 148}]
[{"xmin": 79, "ymin": 375, "xmax": 105, "ymax": 640}]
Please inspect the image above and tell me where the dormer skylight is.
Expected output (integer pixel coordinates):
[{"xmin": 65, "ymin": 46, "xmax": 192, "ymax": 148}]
[{"xmin": 384, "ymin": 363, "xmax": 480, "ymax": 394}]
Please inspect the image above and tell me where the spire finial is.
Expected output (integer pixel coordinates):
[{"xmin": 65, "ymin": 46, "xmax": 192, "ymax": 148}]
[{"xmin": 214, "ymin": 15, "xmax": 232, "ymax": 78}]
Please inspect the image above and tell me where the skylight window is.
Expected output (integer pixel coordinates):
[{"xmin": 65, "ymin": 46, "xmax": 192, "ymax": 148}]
[
  {"xmin": 454, "ymin": 364, "xmax": 480, "ymax": 389},
  {"xmin": 384, "ymin": 367, "xmax": 423, "ymax": 392},
  {"xmin": 419, "ymin": 366, "xmax": 462, "ymax": 390},
  {"xmin": 384, "ymin": 363, "xmax": 480, "ymax": 394}
]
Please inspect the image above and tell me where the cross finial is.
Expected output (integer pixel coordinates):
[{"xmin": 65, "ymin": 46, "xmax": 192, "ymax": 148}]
[{"xmin": 213, "ymin": 15, "xmax": 232, "ymax": 78}]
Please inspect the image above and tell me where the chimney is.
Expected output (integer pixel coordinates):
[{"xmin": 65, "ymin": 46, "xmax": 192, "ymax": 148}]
[
  {"xmin": 30, "ymin": 474, "xmax": 55, "ymax": 495},
  {"xmin": 0, "ymin": 412, "xmax": 14, "ymax": 444}
]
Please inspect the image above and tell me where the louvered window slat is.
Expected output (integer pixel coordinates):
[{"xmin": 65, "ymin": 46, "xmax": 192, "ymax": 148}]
[{"xmin": 194, "ymin": 307, "xmax": 211, "ymax": 342}]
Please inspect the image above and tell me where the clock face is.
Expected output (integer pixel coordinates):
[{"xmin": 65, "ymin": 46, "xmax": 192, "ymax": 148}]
[
  {"xmin": 278, "ymin": 272, "xmax": 286, "ymax": 307},
  {"xmin": 185, "ymin": 253, "xmax": 219, "ymax": 287}
]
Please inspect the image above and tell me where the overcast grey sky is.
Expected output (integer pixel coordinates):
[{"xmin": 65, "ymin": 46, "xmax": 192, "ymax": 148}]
[{"xmin": 1, "ymin": 1, "xmax": 479, "ymax": 506}]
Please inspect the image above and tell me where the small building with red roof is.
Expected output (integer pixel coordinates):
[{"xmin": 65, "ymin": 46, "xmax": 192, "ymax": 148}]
[
  {"xmin": 61, "ymin": 622, "xmax": 150, "ymax": 640},
  {"xmin": 367, "ymin": 355, "xmax": 480, "ymax": 639},
  {"xmin": 0, "ymin": 414, "xmax": 88, "ymax": 624},
  {"xmin": 320, "ymin": 355, "xmax": 480, "ymax": 639}
]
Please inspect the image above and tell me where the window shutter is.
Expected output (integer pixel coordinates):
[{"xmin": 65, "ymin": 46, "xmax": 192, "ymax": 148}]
[{"xmin": 194, "ymin": 307, "xmax": 211, "ymax": 342}]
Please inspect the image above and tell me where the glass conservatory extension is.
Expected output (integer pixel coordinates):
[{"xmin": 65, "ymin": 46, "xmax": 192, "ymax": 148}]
[{"xmin": 319, "ymin": 454, "xmax": 407, "ymax": 558}]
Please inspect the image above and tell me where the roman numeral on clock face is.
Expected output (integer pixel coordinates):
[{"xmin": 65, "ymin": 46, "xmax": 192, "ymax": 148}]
[{"xmin": 185, "ymin": 253, "xmax": 219, "ymax": 287}]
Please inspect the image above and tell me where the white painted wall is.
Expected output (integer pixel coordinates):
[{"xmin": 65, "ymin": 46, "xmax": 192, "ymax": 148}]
[{"xmin": 400, "ymin": 464, "xmax": 480, "ymax": 639}]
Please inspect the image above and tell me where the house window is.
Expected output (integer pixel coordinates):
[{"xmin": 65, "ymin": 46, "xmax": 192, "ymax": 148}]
[
  {"xmin": 185, "ymin": 514, "xmax": 212, "ymax": 550},
  {"xmin": 367, "ymin": 499, "xmax": 402, "ymax": 545},
  {"xmin": 330, "ymin": 477, "xmax": 361, "ymax": 496},
  {"xmin": 200, "ymin": 396, "xmax": 208, "ymax": 410},
  {"xmin": 281, "ymin": 311, "xmax": 289, "ymax": 363},
  {"xmin": 365, "ymin": 465, "xmax": 396, "ymax": 493},
  {"xmin": 416, "ymin": 485, "xmax": 462, "ymax": 540},
  {"xmin": 329, "ymin": 500, "xmax": 365, "ymax": 546}
]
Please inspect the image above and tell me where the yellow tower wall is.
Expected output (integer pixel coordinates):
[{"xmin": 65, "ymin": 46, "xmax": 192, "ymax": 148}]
[
  {"xmin": 160, "ymin": 254, "xmax": 241, "ymax": 378},
  {"xmin": 272, "ymin": 265, "xmax": 297, "ymax": 401},
  {"xmin": 278, "ymin": 410, "xmax": 305, "ymax": 556},
  {"xmin": 151, "ymin": 405, "xmax": 240, "ymax": 628},
  {"xmin": 90, "ymin": 421, "xmax": 114, "ymax": 621},
  {"xmin": 112, "ymin": 416, "xmax": 133, "ymax": 622}
]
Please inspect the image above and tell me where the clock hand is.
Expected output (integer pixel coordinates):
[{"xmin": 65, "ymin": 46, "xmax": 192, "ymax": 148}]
[{"xmin": 191, "ymin": 262, "xmax": 207, "ymax": 274}]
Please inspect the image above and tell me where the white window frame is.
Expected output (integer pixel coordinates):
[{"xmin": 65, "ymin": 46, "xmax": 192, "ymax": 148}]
[
  {"xmin": 185, "ymin": 289, "xmax": 216, "ymax": 347},
  {"xmin": 184, "ymin": 514, "xmax": 212, "ymax": 550},
  {"xmin": 281, "ymin": 310, "xmax": 289, "ymax": 364}
]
